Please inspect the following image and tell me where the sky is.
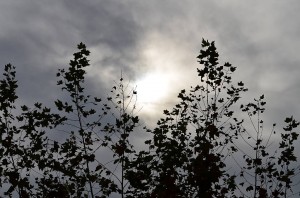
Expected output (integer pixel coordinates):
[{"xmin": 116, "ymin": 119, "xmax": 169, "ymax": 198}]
[
  {"xmin": 1, "ymin": 0, "xmax": 300, "ymax": 196},
  {"xmin": 1, "ymin": 1, "xmax": 300, "ymax": 125}
]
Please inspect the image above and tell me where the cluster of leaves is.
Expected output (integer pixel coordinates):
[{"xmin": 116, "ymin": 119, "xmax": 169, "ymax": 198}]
[{"xmin": 0, "ymin": 40, "xmax": 299, "ymax": 198}]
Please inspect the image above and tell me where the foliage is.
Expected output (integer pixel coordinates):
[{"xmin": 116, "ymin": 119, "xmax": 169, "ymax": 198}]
[{"xmin": 0, "ymin": 40, "xmax": 299, "ymax": 197}]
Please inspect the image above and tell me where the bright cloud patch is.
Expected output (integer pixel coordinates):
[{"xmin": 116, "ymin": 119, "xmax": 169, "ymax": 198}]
[{"xmin": 135, "ymin": 73, "xmax": 169, "ymax": 104}]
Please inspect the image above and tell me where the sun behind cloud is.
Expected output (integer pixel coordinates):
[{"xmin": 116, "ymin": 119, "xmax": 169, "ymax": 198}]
[
  {"xmin": 135, "ymin": 72, "xmax": 169, "ymax": 105},
  {"xmin": 132, "ymin": 32, "xmax": 191, "ymax": 116}
]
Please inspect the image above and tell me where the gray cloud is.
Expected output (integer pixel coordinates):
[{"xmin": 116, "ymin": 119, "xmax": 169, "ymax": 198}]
[
  {"xmin": 1, "ymin": 0, "xmax": 297, "ymax": 134},
  {"xmin": 0, "ymin": 0, "xmax": 143, "ymax": 105}
]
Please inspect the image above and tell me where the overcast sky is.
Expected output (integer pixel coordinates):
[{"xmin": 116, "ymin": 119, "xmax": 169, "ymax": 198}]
[
  {"xmin": 1, "ymin": 0, "xmax": 300, "ymax": 196},
  {"xmin": 1, "ymin": 0, "xmax": 300, "ymax": 126},
  {"xmin": 0, "ymin": 0, "xmax": 299, "ymax": 138}
]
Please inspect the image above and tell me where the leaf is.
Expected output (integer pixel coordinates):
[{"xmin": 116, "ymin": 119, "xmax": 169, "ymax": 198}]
[
  {"xmin": 95, "ymin": 165, "xmax": 102, "ymax": 172},
  {"xmin": 132, "ymin": 116, "xmax": 139, "ymax": 124},
  {"xmin": 246, "ymin": 185, "xmax": 254, "ymax": 191},
  {"xmin": 34, "ymin": 102, "xmax": 42, "ymax": 109},
  {"xmin": 285, "ymin": 117, "xmax": 293, "ymax": 123},
  {"xmin": 21, "ymin": 105, "xmax": 28, "ymax": 111},
  {"xmin": 237, "ymin": 81, "xmax": 244, "ymax": 86},
  {"xmin": 94, "ymin": 97, "xmax": 101, "ymax": 102},
  {"xmin": 260, "ymin": 94, "xmax": 264, "ymax": 100},
  {"xmin": 230, "ymin": 66, "xmax": 236, "ymax": 72}
]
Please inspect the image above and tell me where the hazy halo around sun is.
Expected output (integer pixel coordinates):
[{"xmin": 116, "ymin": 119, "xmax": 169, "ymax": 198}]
[
  {"xmin": 135, "ymin": 73, "xmax": 168, "ymax": 104},
  {"xmin": 132, "ymin": 32, "xmax": 190, "ymax": 116}
]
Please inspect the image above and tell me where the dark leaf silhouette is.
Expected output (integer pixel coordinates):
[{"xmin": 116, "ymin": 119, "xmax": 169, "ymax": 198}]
[{"xmin": 0, "ymin": 39, "xmax": 299, "ymax": 198}]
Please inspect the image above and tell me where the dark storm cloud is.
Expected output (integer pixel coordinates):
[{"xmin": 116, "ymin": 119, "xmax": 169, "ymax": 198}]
[{"xmin": 0, "ymin": 0, "xmax": 142, "ymax": 106}]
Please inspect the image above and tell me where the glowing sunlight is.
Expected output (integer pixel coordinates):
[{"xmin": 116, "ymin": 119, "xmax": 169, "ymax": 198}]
[
  {"xmin": 135, "ymin": 72, "xmax": 169, "ymax": 105},
  {"xmin": 134, "ymin": 33, "xmax": 186, "ymax": 116}
]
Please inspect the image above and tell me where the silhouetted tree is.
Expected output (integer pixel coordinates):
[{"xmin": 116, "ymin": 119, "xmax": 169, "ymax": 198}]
[
  {"xmin": 0, "ymin": 39, "xmax": 299, "ymax": 198},
  {"xmin": 126, "ymin": 40, "xmax": 300, "ymax": 198}
]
